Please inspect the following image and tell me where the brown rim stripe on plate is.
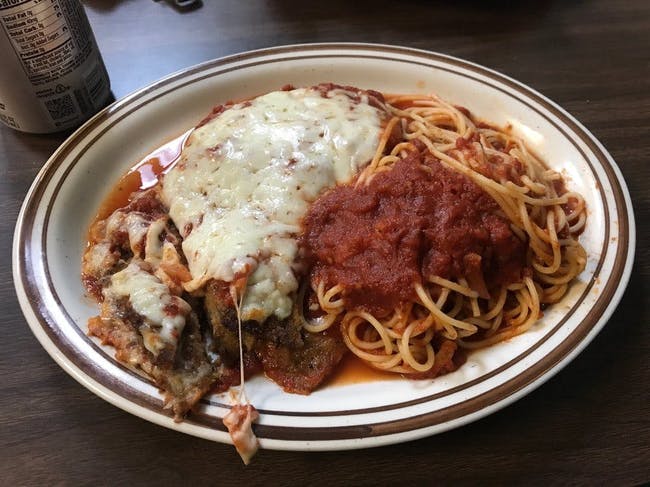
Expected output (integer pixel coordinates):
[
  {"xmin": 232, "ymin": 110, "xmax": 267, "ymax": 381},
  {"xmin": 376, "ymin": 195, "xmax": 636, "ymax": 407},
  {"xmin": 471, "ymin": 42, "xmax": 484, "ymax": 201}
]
[
  {"xmin": 23, "ymin": 49, "xmax": 619, "ymax": 421},
  {"xmin": 21, "ymin": 51, "xmax": 612, "ymax": 430},
  {"xmin": 29, "ymin": 60, "xmax": 612, "ymax": 419},
  {"xmin": 54, "ymin": 53, "xmax": 614, "ymax": 416},
  {"xmin": 18, "ymin": 45, "xmax": 630, "ymax": 439},
  {"xmin": 38, "ymin": 52, "xmax": 611, "ymax": 417}
]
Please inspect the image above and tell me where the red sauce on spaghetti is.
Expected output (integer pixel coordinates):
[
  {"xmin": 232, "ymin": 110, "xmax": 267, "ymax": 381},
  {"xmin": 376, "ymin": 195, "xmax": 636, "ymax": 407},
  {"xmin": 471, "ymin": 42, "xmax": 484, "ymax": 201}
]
[{"xmin": 302, "ymin": 150, "xmax": 526, "ymax": 317}]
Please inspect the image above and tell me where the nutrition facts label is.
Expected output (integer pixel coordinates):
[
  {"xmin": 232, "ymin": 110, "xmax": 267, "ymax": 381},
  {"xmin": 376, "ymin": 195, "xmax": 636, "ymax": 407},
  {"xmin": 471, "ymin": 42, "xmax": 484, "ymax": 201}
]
[{"xmin": 0, "ymin": 0, "xmax": 94, "ymax": 86}]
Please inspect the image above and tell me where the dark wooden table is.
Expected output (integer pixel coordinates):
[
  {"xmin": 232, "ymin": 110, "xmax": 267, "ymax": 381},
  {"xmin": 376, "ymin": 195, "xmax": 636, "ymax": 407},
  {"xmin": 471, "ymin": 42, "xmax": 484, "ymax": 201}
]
[{"xmin": 2, "ymin": 0, "xmax": 648, "ymax": 484}]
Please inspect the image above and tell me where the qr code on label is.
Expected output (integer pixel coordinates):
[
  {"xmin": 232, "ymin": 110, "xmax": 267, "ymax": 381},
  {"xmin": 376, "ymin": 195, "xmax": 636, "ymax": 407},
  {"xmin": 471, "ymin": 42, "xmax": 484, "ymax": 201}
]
[{"xmin": 44, "ymin": 94, "xmax": 76, "ymax": 121}]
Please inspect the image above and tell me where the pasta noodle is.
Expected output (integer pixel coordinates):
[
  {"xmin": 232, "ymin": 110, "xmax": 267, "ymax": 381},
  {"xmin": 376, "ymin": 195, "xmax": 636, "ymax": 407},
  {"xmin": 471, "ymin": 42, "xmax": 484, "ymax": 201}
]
[{"xmin": 303, "ymin": 93, "xmax": 587, "ymax": 376}]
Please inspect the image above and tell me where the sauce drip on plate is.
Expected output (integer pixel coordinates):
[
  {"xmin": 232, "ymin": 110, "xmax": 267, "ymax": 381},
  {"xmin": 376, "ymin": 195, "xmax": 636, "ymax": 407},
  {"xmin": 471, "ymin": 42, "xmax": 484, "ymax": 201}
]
[
  {"xmin": 92, "ymin": 130, "xmax": 189, "ymax": 222},
  {"xmin": 326, "ymin": 353, "xmax": 398, "ymax": 386}
]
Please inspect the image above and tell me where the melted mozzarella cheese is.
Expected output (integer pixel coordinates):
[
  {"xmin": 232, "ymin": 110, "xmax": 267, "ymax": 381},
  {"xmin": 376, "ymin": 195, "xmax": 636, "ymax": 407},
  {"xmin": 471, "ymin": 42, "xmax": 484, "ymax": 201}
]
[
  {"xmin": 223, "ymin": 404, "xmax": 259, "ymax": 465},
  {"xmin": 162, "ymin": 87, "xmax": 383, "ymax": 321},
  {"xmin": 107, "ymin": 261, "xmax": 191, "ymax": 355}
]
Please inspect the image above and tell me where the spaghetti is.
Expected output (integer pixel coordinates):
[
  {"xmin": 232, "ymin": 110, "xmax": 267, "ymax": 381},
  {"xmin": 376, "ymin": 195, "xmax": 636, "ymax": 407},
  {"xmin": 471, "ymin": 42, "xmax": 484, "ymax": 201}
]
[{"xmin": 301, "ymin": 93, "xmax": 587, "ymax": 376}]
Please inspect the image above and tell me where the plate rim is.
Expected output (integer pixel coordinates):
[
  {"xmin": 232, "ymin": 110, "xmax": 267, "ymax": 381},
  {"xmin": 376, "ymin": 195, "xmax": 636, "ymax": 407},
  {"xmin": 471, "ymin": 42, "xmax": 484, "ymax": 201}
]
[{"xmin": 12, "ymin": 43, "xmax": 636, "ymax": 451}]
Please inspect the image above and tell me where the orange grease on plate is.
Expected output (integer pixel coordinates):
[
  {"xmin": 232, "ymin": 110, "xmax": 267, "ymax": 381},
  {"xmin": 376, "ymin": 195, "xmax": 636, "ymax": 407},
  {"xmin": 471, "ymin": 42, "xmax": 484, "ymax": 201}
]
[
  {"xmin": 326, "ymin": 353, "xmax": 398, "ymax": 386},
  {"xmin": 92, "ymin": 130, "xmax": 189, "ymax": 222}
]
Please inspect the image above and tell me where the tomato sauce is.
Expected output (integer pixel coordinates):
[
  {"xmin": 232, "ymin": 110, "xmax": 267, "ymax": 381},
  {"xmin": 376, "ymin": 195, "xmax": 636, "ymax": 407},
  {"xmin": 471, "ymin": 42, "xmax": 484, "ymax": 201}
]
[
  {"xmin": 301, "ymin": 149, "xmax": 526, "ymax": 317},
  {"xmin": 92, "ymin": 130, "xmax": 189, "ymax": 223}
]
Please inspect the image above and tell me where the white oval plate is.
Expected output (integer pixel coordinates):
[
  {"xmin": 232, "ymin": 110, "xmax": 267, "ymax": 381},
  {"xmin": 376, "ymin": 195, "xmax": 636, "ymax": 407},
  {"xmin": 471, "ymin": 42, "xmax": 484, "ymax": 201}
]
[{"xmin": 13, "ymin": 44, "xmax": 635, "ymax": 451}]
